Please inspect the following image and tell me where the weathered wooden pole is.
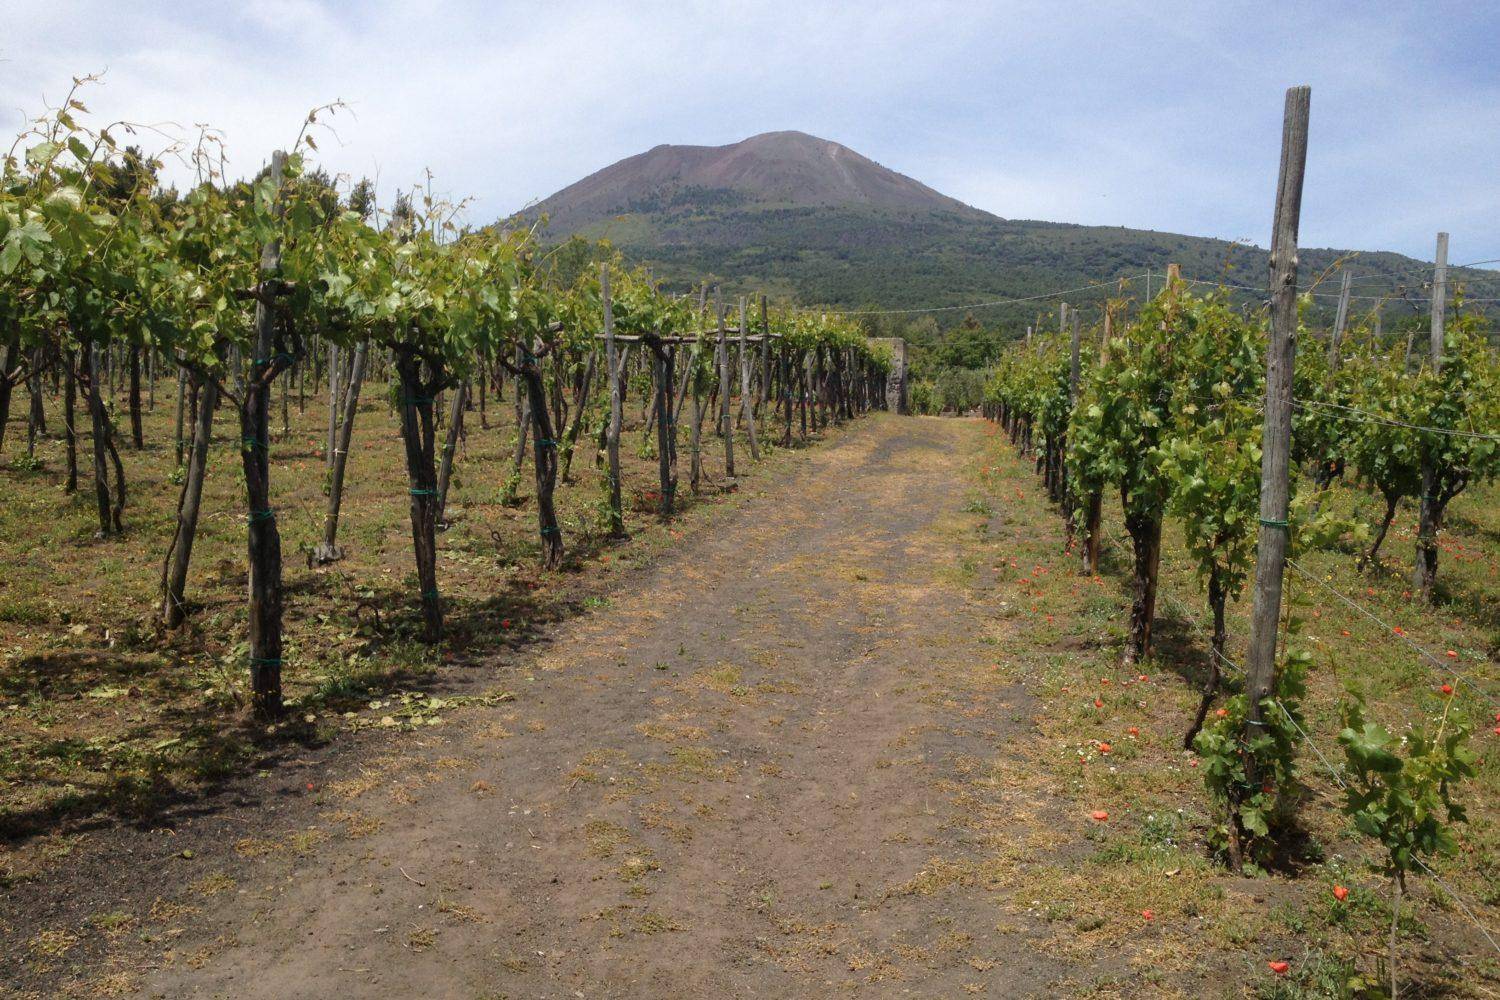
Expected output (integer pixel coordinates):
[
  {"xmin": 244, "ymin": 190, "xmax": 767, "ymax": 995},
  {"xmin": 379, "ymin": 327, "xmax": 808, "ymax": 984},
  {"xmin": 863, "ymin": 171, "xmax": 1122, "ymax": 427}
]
[
  {"xmin": 603, "ymin": 265, "xmax": 625, "ymax": 536},
  {"xmin": 739, "ymin": 296, "xmax": 759, "ymax": 461},
  {"xmin": 1413, "ymin": 232, "xmax": 1448, "ymax": 601},
  {"xmin": 717, "ymin": 288, "xmax": 735, "ymax": 477},
  {"xmin": 1063, "ymin": 308, "xmax": 1083, "ymax": 542},
  {"xmin": 1080, "ymin": 304, "xmax": 1111, "ymax": 574},
  {"xmin": 1327, "ymin": 268, "xmax": 1352, "ymax": 371},
  {"xmin": 758, "ymin": 294, "xmax": 770, "ymax": 437},
  {"xmin": 327, "ymin": 342, "xmax": 340, "ymax": 471},
  {"xmin": 1242, "ymin": 87, "xmax": 1310, "ymax": 786},
  {"xmin": 315, "ymin": 341, "xmax": 367, "ymax": 563}
]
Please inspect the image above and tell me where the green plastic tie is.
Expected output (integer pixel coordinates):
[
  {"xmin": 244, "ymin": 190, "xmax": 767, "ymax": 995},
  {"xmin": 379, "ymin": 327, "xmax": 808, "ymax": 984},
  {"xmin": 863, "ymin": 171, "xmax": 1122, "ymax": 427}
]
[
  {"xmin": 249, "ymin": 508, "xmax": 275, "ymax": 523},
  {"xmin": 422, "ymin": 589, "xmax": 440, "ymax": 599},
  {"xmin": 249, "ymin": 656, "xmax": 283, "ymax": 665},
  {"xmin": 541, "ymin": 526, "xmax": 560, "ymax": 535},
  {"xmin": 242, "ymin": 436, "xmax": 268, "ymax": 449},
  {"xmin": 409, "ymin": 488, "xmax": 437, "ymax": 496},
  {"xmin": 1259, "ymin": 518, "xmax": 1289, "ymax": 529}
]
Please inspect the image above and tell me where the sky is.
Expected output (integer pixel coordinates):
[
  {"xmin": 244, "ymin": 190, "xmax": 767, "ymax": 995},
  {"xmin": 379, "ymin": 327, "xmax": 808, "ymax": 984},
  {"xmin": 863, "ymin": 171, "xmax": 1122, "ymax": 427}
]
[{"xmin": 5, "ymin": 0, "xmax": 1499, "ymax": 268}]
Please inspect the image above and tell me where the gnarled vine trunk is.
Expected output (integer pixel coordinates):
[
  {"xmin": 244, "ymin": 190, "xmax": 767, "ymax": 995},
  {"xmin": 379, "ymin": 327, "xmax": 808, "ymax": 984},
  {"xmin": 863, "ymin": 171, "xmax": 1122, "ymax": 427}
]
[
  {"xmin": 394, "ymin": 347, "xmax": 443, "ymax": 643},
  {"xmin": 1184, "ymin": 566, "xmax": 1228, "ymax": 748},
  {"xmin": 1120, "ymin": 506, "xmax": 1162, "ymax": 666},
  {"xmin": 435, "ymin": 379, "xmax": 468, "ymax": 526},
  {"xmin": 519, "ymin": 355, "xmax": 564, "ymax": 568},
  {"xmin": 161, "ymin": 372, "xmax": 217, "ymax": 627}
]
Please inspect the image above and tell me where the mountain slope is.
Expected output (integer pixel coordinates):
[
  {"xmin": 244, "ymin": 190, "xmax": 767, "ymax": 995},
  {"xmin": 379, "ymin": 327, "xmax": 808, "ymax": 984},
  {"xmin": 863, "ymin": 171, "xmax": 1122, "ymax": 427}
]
[{"xmin": 516, "ymin": 132, "xmax": 1487, "ymax": 330}]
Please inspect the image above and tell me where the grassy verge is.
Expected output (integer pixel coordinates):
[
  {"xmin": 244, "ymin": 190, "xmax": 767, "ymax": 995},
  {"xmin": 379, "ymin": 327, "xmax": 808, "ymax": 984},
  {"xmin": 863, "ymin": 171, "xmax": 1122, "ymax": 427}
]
[{"xmin": 963, "ymin": 419, "xmax": 1497, "ymax": 997}]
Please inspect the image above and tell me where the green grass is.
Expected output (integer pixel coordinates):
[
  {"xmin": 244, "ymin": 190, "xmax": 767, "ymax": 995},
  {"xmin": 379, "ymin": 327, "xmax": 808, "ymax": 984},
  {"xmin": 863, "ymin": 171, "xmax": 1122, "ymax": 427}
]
[{"xmin": 962, "ymin": 419, "xmax": 1498, "ymax": 995}]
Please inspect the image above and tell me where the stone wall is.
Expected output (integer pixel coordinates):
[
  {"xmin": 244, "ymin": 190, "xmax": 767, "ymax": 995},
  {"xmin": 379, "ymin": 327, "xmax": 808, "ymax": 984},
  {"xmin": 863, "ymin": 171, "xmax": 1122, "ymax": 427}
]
[{"xmin": 869, "ymin": 337, "xmax": 908, "ymax": 414}]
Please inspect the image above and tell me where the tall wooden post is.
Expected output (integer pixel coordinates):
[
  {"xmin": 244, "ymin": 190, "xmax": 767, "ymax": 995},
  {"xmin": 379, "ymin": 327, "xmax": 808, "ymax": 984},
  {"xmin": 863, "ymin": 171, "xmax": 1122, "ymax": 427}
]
[
  {"xmin": 1243, "ymin": 87, "xmax": 1311, "ymax": 759},
  {"xmin": 1327, "ymin": 269, "xmax": 1352, "ymax": 371},
  {"xmin": 602, "ymin": 265, "xmax": 624, "ymax": 536},
  {"xmin": 1063, "ymin": 309, "xmax": 1083, "ymax": 541},
  {"xmin": 758, "ymin": 294, "xmax": 770, "ymax": 437},
  {"xmin": 739, "ymin": 296, "xmax": 759, "ymax": 460},
  {"xmin": 327, "ymin": 342, "xmax": 340, "ymax": 471},
  {"xmin": 1081, "ymin": 303, "xmax": 1111, "ymax": 573},
  {"xmin": 717, "ymin": 288, "xmax": 735, "ymax": 477},
  {"xmin": 1413, "ymin": 232, "xmax": 1448, "ymax": 601}
]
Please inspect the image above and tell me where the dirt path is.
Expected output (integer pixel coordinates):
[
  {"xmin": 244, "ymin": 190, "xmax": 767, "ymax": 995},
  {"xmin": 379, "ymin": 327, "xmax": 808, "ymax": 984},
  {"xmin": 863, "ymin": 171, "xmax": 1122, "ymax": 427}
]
[{"xmin": 118, "ymin": 416, "xmax": 1068, "ymax": 998}]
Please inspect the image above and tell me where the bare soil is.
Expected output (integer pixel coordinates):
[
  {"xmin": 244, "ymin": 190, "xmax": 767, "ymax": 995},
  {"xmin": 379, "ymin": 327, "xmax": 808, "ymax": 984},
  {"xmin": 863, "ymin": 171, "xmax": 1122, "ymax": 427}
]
[{"xmin": 3, "ymin": 417, "xmax": 1074, "ymax": 998}]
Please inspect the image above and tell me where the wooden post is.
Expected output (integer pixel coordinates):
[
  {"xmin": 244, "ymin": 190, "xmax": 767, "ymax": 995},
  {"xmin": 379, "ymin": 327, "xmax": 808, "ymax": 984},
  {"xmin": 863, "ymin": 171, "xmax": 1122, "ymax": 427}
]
[
  {"xmin": 435, "ymin": 380, "xmax": 468, "ymax": 524},
  {"xmin": 1327, "ymin": 269, "xmax": 1352, "ymax": 371},
  {"xmin": 739, "ymin": 296, "xmax": 759, "ymax": 461},
  {"xmin": 652, "ymin": 339, "xmax": 676, "ymax": 517},
  {"xmin": 1081, "ymin": 303, "xmax": 1111, "ymax": 573},
  {"xmin": 1063, "ymin": 309, "xmax": 1083, "ymax": 542},
  {"xmin": 690, "ymin": 343, "xmax": 704, "ymax": 493},
  {"xmin": 315, "ymin": 341, "xmax": 366, "ymax": 563},
  {"xmin": 758, "ymin": 294, "xmax": 770, "ymax": 437},
  {"xmin": 1429, "ymin": 233, "xmax": 1448, "ymax": 366},
  {"xmin": 717, "ymin": 288, "xmax": 735, "ymax": 477},
  {"xmin": 1414, "ymin": 232, "xmax": 1448, "ymax": 601},
  {"xmin": 173, "ymin": 356, "xmax": 187, "ymax": 467},
  {"xmin": 1242, "ymin": 87, "xmax": 1310, "ymax": 782},
  {"xmin": 603, "ymin": 266, "xmax": 625, "ymax": 536},
  {"xmin": 327, "ymin": 342, "xmax": 340, "ymax": 471},
  {"xmin": 1100, "ymin": 302, "xmax": 1113, "ymax": 363}
]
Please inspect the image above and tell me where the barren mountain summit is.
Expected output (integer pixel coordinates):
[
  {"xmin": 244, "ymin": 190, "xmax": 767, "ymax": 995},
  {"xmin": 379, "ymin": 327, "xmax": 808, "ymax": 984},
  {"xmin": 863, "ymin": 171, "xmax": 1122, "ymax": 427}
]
[{"xmin": 527, "ymin": 130, "xmax": 976, "ymax": 229}]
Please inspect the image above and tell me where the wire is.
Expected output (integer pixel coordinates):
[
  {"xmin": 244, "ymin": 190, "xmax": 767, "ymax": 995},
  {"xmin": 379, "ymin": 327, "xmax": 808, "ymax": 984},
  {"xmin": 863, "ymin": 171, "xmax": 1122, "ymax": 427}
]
[
  {"xmin": 1012, "ymin": 440, "xmax": 1499, "ymax": 958},
  {"xmin": 1177, "ymin": 275, "xmax": 1500, "ymax": 304},
  {"xmin": 1292, "ymin": 399, "xmax": 1500, "ymax": 443},
  {"xmin": 1285, "ymin": 558, "xmax": 1498, "ymax": 705},
  {"xmin": 1268, "ymin": 693, "xmax": 1500, "ymax": 959},
  {"xmin": 808, "ymin": 273, "xmax": 1147, "ymax": 317}
]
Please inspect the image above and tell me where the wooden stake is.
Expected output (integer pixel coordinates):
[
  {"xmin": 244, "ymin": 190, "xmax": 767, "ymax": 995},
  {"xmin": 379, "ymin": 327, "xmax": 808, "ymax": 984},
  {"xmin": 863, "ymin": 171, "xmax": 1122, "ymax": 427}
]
[
  {"xmin": 1414, "ymin": 232, "xmax": 1448, "ymax": 600},
  {"xmin": 1328, "ymin": 268, "xmax": 1352, "ymax": 371},
  {"xmin": 1243, "ymin": 86, "xmax": 1311, "ymax": 764},
  {"xmin": 717, "ymin": 288, "xmax": 735, "ymax": 477},
  {"xmin": 739, "ymin": 296, "xmax": 759, "ymax": 461},
  {"xmin": 602, "ymin": 266, "xmax": 624, "ymax": 537}
]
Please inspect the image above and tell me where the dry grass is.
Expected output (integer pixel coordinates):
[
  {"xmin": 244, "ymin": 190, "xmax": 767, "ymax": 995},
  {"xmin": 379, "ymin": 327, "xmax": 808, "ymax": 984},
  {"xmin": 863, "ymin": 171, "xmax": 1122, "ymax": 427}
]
[{"xmin": 0, "ymin": 373, "xmax": 823, "ymax": 841}]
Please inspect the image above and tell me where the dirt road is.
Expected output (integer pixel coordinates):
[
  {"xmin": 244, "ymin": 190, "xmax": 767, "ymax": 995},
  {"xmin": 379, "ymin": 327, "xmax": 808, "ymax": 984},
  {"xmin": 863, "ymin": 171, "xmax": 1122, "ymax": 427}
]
[{"xmin": 128, "ymin": 416, "xmax": 1067, "ymax": 997}]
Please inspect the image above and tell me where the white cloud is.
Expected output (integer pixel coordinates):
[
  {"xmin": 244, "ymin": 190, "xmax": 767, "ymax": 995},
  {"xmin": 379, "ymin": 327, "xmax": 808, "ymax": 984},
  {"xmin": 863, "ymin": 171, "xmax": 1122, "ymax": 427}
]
[{"xmin": 1, "ymin": 0, "xmax": 1496, "ymax": 262}]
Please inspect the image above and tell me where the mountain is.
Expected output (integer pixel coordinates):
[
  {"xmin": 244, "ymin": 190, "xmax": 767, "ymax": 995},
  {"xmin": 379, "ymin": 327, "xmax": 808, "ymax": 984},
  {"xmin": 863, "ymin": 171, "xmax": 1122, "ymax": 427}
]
[
  {"xmin": 529, "ymin": 131, "xmax": 978, "ymax": 229},
  {"xmin": 515, "ymin": 131, "xmax": 1490, "ymax": 334}
]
